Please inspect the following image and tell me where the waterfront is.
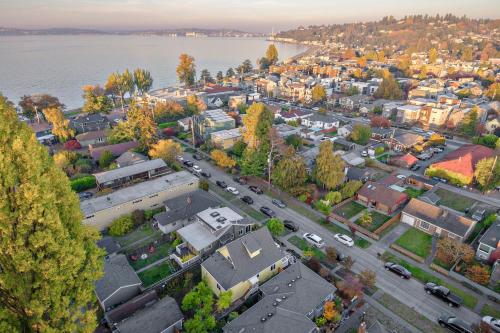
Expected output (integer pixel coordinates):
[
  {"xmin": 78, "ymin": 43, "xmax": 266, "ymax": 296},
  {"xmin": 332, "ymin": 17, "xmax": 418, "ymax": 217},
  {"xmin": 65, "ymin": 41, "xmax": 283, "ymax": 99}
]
[{"xmin": 0, "ymin": 35, "xmax": 306, "ymax": 109}]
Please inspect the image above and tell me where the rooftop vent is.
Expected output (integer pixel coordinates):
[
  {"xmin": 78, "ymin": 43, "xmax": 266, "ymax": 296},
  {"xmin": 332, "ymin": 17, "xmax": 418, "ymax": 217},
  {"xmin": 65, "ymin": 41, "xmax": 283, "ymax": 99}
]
[
  {"xmin": 296, "ymin": 275, "xmax": 301, "ymax": 279},
  {"xmin": 216, "ymin": 226, "xmax": 222, "ymax": 229},
  {"xmin": 106, "ymin": 197, "xmax": 111, "ymax": 201},
  {"xmin": 282, "ymin": 296, "xmax": 287, "ymax": 300},
  {"xmin": 272, "ymin": 302, "xmax": 278, "ymax": 306},
  {"xmin": 210, "ymin": 212, "xmax": 220, "ymax": 217},
  {"xmin": 275, "ymin": 298, "xmax": 282, "ymax": 303},
  {"xmin": 291, "ymin": 279, "xmax": 295, "ymax": 283},
  {"xmin": 288, "ymin": 283, "xmax": 292, "ymax": 287},
  {"xmin": 216, "ymin": 217, "xmax": 227, "ymax": 223},
  {"xmin": 261, "ymin": 317, "xmax": 267, "ymax": 322},
  {"xmin": 267, "ymin": 313, "xmax": 273, "ymax": 317}
]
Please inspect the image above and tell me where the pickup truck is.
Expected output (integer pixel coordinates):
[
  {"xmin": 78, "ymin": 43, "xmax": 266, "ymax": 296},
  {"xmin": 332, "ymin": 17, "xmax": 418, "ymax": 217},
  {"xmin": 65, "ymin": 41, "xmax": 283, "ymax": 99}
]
[{"xmin": 424, "ymin": 282, "xmax": 463, "ymax": 307}]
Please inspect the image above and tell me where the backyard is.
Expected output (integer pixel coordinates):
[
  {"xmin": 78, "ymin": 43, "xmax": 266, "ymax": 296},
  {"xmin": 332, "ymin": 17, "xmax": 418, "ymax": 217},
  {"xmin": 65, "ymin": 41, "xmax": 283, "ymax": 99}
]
[
  {"xmin": 115, "ymin": 223, "xmax": 161, "ymax": 248},
  {"xmin": 434, "ymin": 189, "xmax": 477, "ymax": 213},
  {"xmin": 354, "ymin": 210, "xmax": 390, "ymax": 232},
  {"xmin": 333, "ymin": 201, "xmax": 366, "ymax": 219},
  {"xmin": 394, "ymin": 228, "xmax": 432, "ymax": 258},
  {"xmin": 137, "ymin": 260, "xmax": 177, "ymax": 287},
  {"xmin": 128, "ymin": 241, "xmax": 173, "ymax": 271},
  {"xmin": 404, "ymin": 188, "xmax": 426, "ymax": 199}
]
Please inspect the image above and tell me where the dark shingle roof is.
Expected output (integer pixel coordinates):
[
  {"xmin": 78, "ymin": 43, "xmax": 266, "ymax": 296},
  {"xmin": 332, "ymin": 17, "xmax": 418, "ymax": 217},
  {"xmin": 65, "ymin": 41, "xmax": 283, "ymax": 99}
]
[
  {"xmin": 201, "ymin": 228, "xmax": 285, "ymax": 290},
  {"xmin": 223, "ymin": 262, "xmax": 336, "ymax": 333},
  {"xmin": 94, "ymin": 254, "xmax": 141, "ymax": 303},
  {"xmin": 479, "ymin": 220, "xmax": 500, "ymax": 249},
  {"xmin": 357, "ymin": 181, "xmax": 408, "ymax": 208}
]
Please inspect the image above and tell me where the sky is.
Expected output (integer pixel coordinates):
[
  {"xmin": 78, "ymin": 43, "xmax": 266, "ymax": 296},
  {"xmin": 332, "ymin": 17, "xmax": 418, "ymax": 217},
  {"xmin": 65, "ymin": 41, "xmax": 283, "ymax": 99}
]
[{"xmin": 1, "ymin": 0, "xmax": 499, "ymax": 33}]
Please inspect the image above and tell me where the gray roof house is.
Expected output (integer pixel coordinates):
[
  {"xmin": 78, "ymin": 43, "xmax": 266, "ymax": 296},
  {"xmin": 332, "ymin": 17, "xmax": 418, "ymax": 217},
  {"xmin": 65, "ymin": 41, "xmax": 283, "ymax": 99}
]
[
  {"xmin": 223, "ymin": 262, "xmax": 337, "ymax": 333},
  {"xmin": 115, "ymin": 151, "xmax": 149, "ymax": 168},
  {"xmin": 476, "ymin": 219, "xmax": 500, "ymax": 261},
  {"xmin": 154, "ymin": 190, "xmax": 221, "ymax": 234},
  {"xmin": 302, "ymin": 113, "xmax": 340, "ymax": 130},
  {"xmin": 172, "ymin": 207, "xmax": 254, "ymax": 268},
  {"xmin": 71, "ymin": 113, "xmax": 111, "ymax": 134},
  {"xmin": 95, "ymin": 254, "xmax": 142, "ymax": 311},
  {"xmin": 114, "ymin": 296, "xmax": 183, "ymax": 333},
  {"xmin": 201, "ymin": 228, "xmax": 288, "ymax": 303}
]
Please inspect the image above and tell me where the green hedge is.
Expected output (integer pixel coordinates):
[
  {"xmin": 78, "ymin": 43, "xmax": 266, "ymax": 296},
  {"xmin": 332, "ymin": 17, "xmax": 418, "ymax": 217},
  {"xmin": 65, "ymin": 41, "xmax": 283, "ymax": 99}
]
[
  {"xmin": 158, "ymin": 121, "xmax": 178, "ymax": 129},
  {"xmin": 70, "ymin": 175, "xmax": 96, "ymax": 192}
]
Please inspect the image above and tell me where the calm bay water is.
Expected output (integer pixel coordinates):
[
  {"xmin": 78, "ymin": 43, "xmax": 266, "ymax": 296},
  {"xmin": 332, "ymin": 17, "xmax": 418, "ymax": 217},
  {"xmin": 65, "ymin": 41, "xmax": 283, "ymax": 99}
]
[{"xmin": 0, "ymin": 35, "xmax": 306, "ymax": 109}]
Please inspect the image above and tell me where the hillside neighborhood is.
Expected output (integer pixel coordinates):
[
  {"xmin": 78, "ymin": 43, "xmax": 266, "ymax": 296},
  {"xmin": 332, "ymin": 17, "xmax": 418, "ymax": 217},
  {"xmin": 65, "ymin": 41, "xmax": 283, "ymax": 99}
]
[{"xmin": 3, "ymin": 14, "xmax": 500, "ymax": 333}]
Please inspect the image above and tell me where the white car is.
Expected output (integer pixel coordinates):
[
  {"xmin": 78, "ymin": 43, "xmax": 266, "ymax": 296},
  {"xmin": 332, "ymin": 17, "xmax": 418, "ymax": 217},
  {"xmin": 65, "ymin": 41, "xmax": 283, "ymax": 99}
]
[
  {"xmin": 177, "ymin": 155, "xmax": 184, "ymax": 162},
  {"xmin": 226, "ymin": 186, "xmax": 239, "ymax": 195},
  {"xmin": 334, "ymin": 233, "xmax": 354, "ymax": 247},
  {"xmin": 192, "ymin": 165, "xmax": 202, "ymax": 173},
  {"xmin": 396, "ymin": 174, "xmax": 407, "ymax": 180},
  {"xmin": 482, "ymin": 316, "xmax": 500, "ymax": 333},
  {"xmin": 303, "ymin": 233, "xmax": 325, "ymax": 248}
]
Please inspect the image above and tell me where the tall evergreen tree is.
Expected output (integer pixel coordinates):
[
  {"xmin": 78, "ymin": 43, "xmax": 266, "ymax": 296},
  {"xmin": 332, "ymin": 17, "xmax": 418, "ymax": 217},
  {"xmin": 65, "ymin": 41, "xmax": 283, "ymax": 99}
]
[
  {"xmin": 313, "ymin": 141, "xmax": 345, "ymax": 190},
  {"xmin": 0, "ymin": 95, "xmax": 103, "ymax": 332}
]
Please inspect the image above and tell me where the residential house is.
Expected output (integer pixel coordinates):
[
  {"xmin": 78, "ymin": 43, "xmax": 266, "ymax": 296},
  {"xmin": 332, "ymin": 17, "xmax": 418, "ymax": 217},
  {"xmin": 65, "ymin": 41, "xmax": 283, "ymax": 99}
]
[
  {"xmin": 202, "ymin": 227, "xmax": 288, "ymax": 302},
  {"xmin": 177, "ymin": 117, "xmax": 191, "ymax": 132},
  {"xmin": 97, "ymin": 236, "xmax": 121, "ymax": 256},
  {"xmin": 228, "ymin": 95, "xmax": 247, "ymax": 110},
  {"xmin": 93, "ymin": 159, "xmax": 171, "ymax": 190},
  {"xmin": 71, "ymin": 113, "xmax": 111, "ymax": 134},
  {"xmin": 193, "ymin": 109, "xmax": 235, "ymax": 142},
  {"xmin": 333, "ymin": 137, "xmax": 355, "ymax": 151},
  {"xmin": 113, "ymin": 296, "xmax": 184, "ymax": 333},
  {"xmin": 210, "ymin": 128, "xmax": 242, "ymax": 149},
  {"xmin": 29, "ymin": 121, "xmax": 55, "ymax": 144},
  {"xmin": 301, "ymin": 113, "xmax": 340, "ymax": 130},
  {"xmin": 339, "ymin": 95, "xmax": 370, "ymax": 110},
  {"xmin": 428, "ymin": 144, "xmax": 496, "ymax": 185},
  {"xmin": 81, "ymin": 171, "xmax": 198, "ymax": 230},
  {"xmin": 115, "ymin": 151, "xmax": 149, "ymax": 168},
  {"xmin": 275, "ymin": 109, "xmax": 313, "ymax": 123},
  {"xmin": 274, "ymin": 123, "xmax": 301, "ymax": 138},
  {"xmin": 405, "ymin": 175, "xmax": 438, "ymax": 190},
  {"xmin": 371, "ymin": 127, "xmax": 393, "ymax": 141},
  {"xmin": 76, "ymin": 129, "xmax": 108, "ymax": 147},
  {"xmin": 337, "ymin": 124, "xmax": 353, "ymax": 138},
  {"xmin": 141, "ymin": 87, "xmax": 204, "ymax": 106},
  {"xmin": 384, "ymin": 132, "xmax": 423, "ymax": 151},
  {"xmin": 223, "ymin": 262, "xmax": 337, "ymax": 333},
  {"xmin": 476, "ymin": 219, "xmax": 500, "ymax": 261},
  {"xmin": 154, "ymin": 190, "xmax": 221, "ymax": 235},
  {"xmin": 346, "ymin": 166, "xmax": 373, "ymax": 182},
  {"xmin": 356, "ymin": 181, "xmax": 408, "ymax": 214},
  {"xmin": 401, "ymin": 198, "xmax": 477, "ymax": 242},
  {"xmin": 396, "ymin": 105, "xmax": 421, "ymax": 124},
  {"xmin": 95, "ymin": 254, "xmax": 142, "ymax": 311},
  {"xmin": 173, "ymin": 207, "xmax": 254, "ymax": 268},
  {"xmin": 340, "ymin": 151, "xmax": 365, "ymax": 166},
  {"xmin": 89, "ymin": 141, "xmax": 139, "ymax": 162},
  {"xmin": 388, "ymin": 153, "xmax": 418, "ymax": 169},
  {"xmin": 382, "ymin": 101, "xmax": 405, "ymax": 119},
  {"xmin": 485, "ymin": 118, "xmax": 500, "ymax": 135},
  {"xmin": 300, "ymin": 128, "xmax": 324, "ymax": 141}
]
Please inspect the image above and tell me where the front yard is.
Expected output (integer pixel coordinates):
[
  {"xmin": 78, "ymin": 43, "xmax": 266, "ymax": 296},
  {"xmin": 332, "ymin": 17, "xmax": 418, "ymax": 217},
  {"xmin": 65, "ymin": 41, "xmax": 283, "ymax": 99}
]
[
  {"xmin": 434, "ymin": 189, "xmax": 477, "ymax": 213},
  {"xmin": 333, "ymin": 201, "xmax": 366, "ymax": 219},
  {"xmin": 287, "ymin": 235, "xmax": 325, "ymax": 260},
  {"xmin": 354, "ymin": 210, "xmax": 390, "ymax": 232},
  {"xmin": 394, "ymin": 228, "xmax": 432, "ymax": 258},
  {"xmin": 137, "ymin": 260, "xmax": 177, "ymax": 287}
]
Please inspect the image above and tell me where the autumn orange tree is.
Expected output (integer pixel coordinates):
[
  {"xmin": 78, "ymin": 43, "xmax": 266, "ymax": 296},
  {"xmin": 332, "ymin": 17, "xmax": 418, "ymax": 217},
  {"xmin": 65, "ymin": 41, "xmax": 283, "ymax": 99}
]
[
  {"xmin": 466, "ymin": 265, "xmax": 490, "ymax": 285},
  {"xmin": 176, "ymin": 53, "xmax": 196, "ymax": 87},
  {"xmin": 211, "ymin": 149, "xmax": 236, "ymax": 169},
  {"xmin": 323, "ymin": 301, "xmax": 340, "ymax": 322},
  {"xmin": 359, "ymin": 270, "xmax": 376, "ymax": 289},
  {"xmin": 43, "ymin": 107, "xmax": 74, "ymax": 142},
  {"xmin": 436, "ymin": 238, "xmax": 474, "ymax": 267}
]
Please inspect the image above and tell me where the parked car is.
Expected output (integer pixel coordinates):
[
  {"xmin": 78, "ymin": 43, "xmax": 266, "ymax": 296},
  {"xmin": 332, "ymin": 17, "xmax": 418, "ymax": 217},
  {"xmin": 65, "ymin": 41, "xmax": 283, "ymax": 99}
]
[
  {"xmin": 396, "ymin": 174, "xmax": 407, "ymax": 180},
  {"xmin": 438, "ymin": 315, "xmax": 472, "ymax": 333},
  {"xmin": 303, "ymin": 233, "xmax": 325, "ymax": 248},
  {"xmin": 260, "ymin": 206, "xmax": 276, "ymax": 218},
  {"xmin": 233, "ymin": 176, "xmax": 247, "ymax": 185},
  {"xmin": 272, "ymin": 199, "xmax": 287, "ymax": 208},
  {"xmin": 226, "ymin": 186, "xmax": 239, "ymax": 195},
  {"xmin": 472, "ymin": 209, "xmax": 486, "ymax": 222},
  {"xmin": 193, "ymin": 153, "xmax": 202, "ymax": 160},
  {"xmin": 361, "ymin": 150, "xmax": 368, "ymax": 157},
  {"xmin": 334, "ymin": 233, "xmax": 354, "ymax": 247},
  {"xmin": 482, "ymin": 316, "xmax": 500, "ymax": 333},
  {"xmin": 216, "ymin": 180, "xmax": 227, "ymax": 188},
  {"xmin": 241, "ymin": 196, "xmax": 254, "ymax": 205},
  {"xmin": 249, "ymin": 185, "xmax": 264, "ymax": 194},
  {"xmin": 192, "ymin": 165, "xmax": 202, "ymax": 173},
  {"xmin": 410, "ymin": 164, "xmax": 421, "ymax": 171},
  {"xmin": 78, "ymin": 192, "xmax": 93, "ymax": 200},
  {"xmin": 183, "ymin": 160, "xmax": 194, "ymax": 167},
  {"xmin": 177, "ymin": 155, "xmax": 184, "ymax": 162},
  {"xmin": 424, "ymin": 283, "xmax": 462, "ymax": 307},
  {"xmin": 283, "ymin": 220, "xmax": 298, "ymax": 232},
  {"xmin": 384, "ymin": 262, "xmax": 411, "ymax": 279},
  {"xmin": 200, "ymin": 171, "xmax": 211, "ymax": 178}
]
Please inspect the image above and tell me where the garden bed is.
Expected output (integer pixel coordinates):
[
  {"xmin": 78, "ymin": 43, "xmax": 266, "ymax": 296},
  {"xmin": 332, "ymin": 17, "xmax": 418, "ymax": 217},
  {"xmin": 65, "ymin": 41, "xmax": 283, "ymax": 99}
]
[
  {"xmin": 333, "ymin": 201, "xmax": 366, "ymax": 219},
  {"xmin": 128, "ymin": 242, "xmax": 173, "ymax": 271},
  {"xmin": 354, "ymin": 210, "xmax": 390, "ymax": 232},
  {"xmin": 394, "ymin": 228, "xmax": 432, "ymax": 258}
]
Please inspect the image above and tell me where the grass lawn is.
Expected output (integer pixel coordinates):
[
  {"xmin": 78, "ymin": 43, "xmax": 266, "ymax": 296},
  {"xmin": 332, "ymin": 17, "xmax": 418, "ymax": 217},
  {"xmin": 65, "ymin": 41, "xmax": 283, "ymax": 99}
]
[
  {"xmin": 355, "ymin": 238, "xmax": 372, "ymax": 249},
  {"xmin": 333, "ymin": 201, "xmax": 366, "ymax": 219},
  {"xmin": 435, "ymin": 189, "xmax": 476, "ymax": 213},
  {"xmin": 355, "ymin": 210, "xmax": 390, "ymax": 232},
  {"xmin": 115, "ymin": 224, "xmax": 158, "ymax": 248},
  {"xmin": 381, "ymin": 252, "xmax": 478, "ymax": 309},
  {"xmin": 287, "ymin": 235, "xmax": 325, "ymax": 260},
  {"xmin": 404, "ymin": 188, "xmax": 427, "ymax": 199},
  {"xmin": 481, "ymin": 304, "xmax": 500, "ymax": 318},
  {"xmin": 394, "ymin": 228, "xmax": 432, "ymax": 258},
  {"xmin": 138, "ymin": 261, "xmax": 175, "ymax": 287},
  {"xmin": 128, "ymin": 242, "xmax": 172, "ymax": 271}
]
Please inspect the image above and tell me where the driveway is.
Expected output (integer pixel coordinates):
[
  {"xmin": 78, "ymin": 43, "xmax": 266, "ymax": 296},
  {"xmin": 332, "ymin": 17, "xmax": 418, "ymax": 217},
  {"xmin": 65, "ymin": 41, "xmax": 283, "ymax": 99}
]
[{"xmin": 180, "ymin": 150, "xmax": 481, "ymax": 326}]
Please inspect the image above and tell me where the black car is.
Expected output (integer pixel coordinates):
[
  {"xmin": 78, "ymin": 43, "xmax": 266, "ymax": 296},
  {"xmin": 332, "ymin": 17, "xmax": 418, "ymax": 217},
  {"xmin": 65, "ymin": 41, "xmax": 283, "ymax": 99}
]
[
  {"xmin": 78, "ymin": 191, "xmax": 93, "ymax": 200},
  {"xmin": 410, "ymin": 164, "xmax": 421, "ymax": 171},
  {"xmin": 284, "ymin": 220, "xmax": 298, "ymax": 232},
  {"xmin": 233, "ymin": 176, "xmax": 247, "ymax": 185},
  {"xmin": 272, "ymin": 199, "xmax": 287, "ymax": 208},
  {"xmin": 216, "ymin": 180, "xmax": 227, "ymax": 188},
  {"xmin": 192, "ymin": 154, "xmax": 202, "ymax": 160},
  {"xmin": 183, "ymin": 160, "xmax": 194, "ymax": 167},
  {"xmin": 249, "ymin": 185, "xmax": 263, "ymax": 194},
  {"xmin": 424, "ymin": 283, "xmax": 462, "ymax": 307},
  {"xmin": 384, "ymin": 262, "xmax": 411, "ymax": 279},
  {"xmin": 200, "ymin": 171, "xmax": 211, "ymax": 178},
  {"xmin": 241, "ymin": 195, "xmax": 254, "ymax": 205},
  {"xmin": 438, "ymin": 315, "xmax": 472, "ymax": 333},
  {"xmin": 260, "ymin": 206, "xmax": 276, "ymax": 218}
]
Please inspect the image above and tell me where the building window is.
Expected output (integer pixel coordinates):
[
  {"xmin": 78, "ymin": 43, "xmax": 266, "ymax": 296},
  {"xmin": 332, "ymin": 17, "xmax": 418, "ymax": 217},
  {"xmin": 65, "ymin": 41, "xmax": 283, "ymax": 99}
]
[
  {"xmin": 216, "ymin": 284, "xmax": 221, "ymax": 290},
  {"xmin": 246, "ymin": 225, "xmax": 251, "ymax": 232},
  {"xmin": 270, "ymin": 264, "xmax": 276, "ymax": 271},
  {"xmin": 132, "ymin": 199, "xmax": 143, "ymax": 204},
  {"xmin": 85, "ymin": 215, "xmax": 94, "ymax": 219},
  {"xmin": 419, "ymin": 221, "xmax": 430, "ymax": 230},
  {"xmin": 149, "ymin": 194, "xmax": 159, "ymax": 198},
  {"xmin": 238, "ymin": 229, "xmax": 243, "ymax": 235},
  {"xmin": 478, "ymin": 244, "xmax": 491, "ymax": 254}
]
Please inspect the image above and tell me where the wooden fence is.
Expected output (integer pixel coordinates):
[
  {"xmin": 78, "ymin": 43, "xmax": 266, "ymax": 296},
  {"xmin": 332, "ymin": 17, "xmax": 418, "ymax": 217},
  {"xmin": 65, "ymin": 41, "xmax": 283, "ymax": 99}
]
[
  {"xmin": 374, "ymin": 212, "xmax": 401, "ymax": 235},
  {"xmin": 389, "ymin": 243, "xmax": 425, "ymax": 264}
]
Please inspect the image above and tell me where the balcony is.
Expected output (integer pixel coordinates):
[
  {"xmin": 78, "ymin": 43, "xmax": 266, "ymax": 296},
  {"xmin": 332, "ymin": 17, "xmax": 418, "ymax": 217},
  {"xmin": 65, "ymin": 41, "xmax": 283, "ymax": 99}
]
[{"xmin": 170, "ymin": 242, "xmax": 200, "ymax": 268}]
